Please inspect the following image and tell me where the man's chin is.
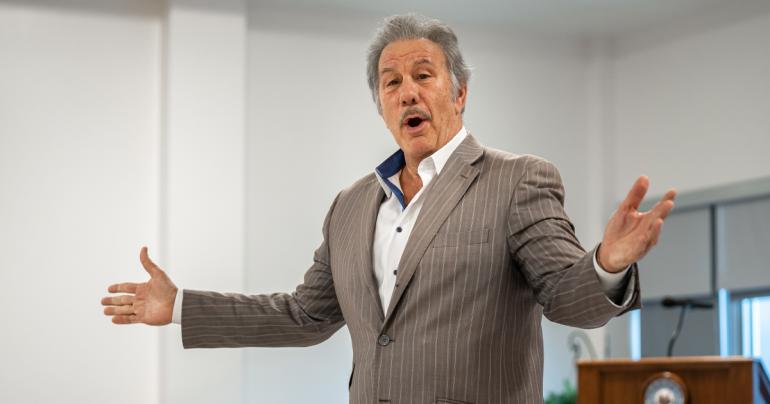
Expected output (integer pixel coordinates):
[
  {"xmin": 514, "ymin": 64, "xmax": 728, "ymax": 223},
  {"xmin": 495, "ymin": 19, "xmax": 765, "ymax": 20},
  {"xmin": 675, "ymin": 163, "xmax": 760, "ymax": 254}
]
[{"xmin": 402, "ymin": 137, "xmax": 438, "ymax": 159}]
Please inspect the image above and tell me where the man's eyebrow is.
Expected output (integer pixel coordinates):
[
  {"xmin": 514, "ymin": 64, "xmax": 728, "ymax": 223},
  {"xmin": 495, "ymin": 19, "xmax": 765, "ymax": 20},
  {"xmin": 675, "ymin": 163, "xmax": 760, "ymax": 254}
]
[{"xmin": 380, "ymin": 58, "xmax": 435, "ymax": 75}]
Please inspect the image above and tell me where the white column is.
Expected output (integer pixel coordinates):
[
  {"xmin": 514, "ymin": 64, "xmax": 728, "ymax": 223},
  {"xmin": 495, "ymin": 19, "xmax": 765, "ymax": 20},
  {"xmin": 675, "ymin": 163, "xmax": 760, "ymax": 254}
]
[
  {"xmin": 584, "ymin": 38, "xmax": 628, "ymax": 359},
  {"xmin": 160, "ymin": 1, "xmax": 246, "ymax": 403}
]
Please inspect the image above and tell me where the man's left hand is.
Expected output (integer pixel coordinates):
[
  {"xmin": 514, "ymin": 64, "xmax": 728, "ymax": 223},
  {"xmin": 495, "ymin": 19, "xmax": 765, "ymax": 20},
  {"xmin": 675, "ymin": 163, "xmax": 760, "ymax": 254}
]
[{"xmin": 598, "ymin": 176, "xmax": 677, "ymax": 273}]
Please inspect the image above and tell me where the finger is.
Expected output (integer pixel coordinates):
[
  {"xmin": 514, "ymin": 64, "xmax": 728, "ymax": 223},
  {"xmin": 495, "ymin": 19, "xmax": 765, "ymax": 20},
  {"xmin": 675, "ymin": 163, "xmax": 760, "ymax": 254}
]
[
  {"xmin": 104, "ymin": 305, "xmax": 135, "ymax": 316},
  {"xmin": 642, "ymin": 220, "xmax": 664, "ymax": 256},
  {"xmin": 140, "ymin": 246, "xmax": 161, "ymax": 277},
  {"xmin": 112, "ymin": 315, "xmax": 139, "ymax": 325},
  {"xmin": 648, "ymin": 218, "xmax": 664, "ymax": 247},
  {"xmin": 107, "ymin": 282, "xmax": 139, "ymax": 294},
  {"xmin": 101, "ymin": 294, "xmax": 135, "ymax": 306},
  {"xmin": 656, "ymin": 189, "xmax": 677, "ymax": 220},
  {"xmin": 661, "ymin": 188, "xmax": 677, "ymax": 202},
  {"xmin": 621, "ymin": 176, "xmax": 649, "ymax": 212},
  {"xmin": 640, "ymin": 188, "xmax": 676, "ymax": 223},
  {"xmin": 652, "ymin": 219, "xmax": 663, "ymax": 246},
  {"xmin": 646, "ymin": 188, "xmax": 676, "ymax": 211},
  {"xmin": 648, "ymin": 196, "xmax": 675, "ymax": 222}
]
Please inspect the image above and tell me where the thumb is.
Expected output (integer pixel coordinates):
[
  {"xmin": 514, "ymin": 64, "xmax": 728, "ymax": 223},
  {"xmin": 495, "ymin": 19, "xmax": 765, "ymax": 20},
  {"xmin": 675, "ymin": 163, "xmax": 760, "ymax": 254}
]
[{"xmin": 140, "ymin": 246, "xmax": 162, "ymax": 277}]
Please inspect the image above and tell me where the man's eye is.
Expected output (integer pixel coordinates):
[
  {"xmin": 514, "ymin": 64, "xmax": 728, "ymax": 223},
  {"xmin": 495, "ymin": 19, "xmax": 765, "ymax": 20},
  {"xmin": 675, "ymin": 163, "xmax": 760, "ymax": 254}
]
[
  {"xmin": 386, "ymin": 79, "xmax": 400, "ymax": 87},
  {"xmin": 417, "ymin": 73, "xmax": 431, "ymax": 80}
]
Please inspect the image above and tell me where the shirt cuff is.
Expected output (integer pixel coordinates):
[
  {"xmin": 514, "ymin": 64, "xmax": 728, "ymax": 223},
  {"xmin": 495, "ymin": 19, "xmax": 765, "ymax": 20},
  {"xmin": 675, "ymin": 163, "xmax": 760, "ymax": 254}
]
[
  {"xmin": 171, "ymin": 288, "xmax": 184, "ymax": 324},
  {"xmin": 593, "ymin": 249, "xmax": 630, "ymax": 302}
]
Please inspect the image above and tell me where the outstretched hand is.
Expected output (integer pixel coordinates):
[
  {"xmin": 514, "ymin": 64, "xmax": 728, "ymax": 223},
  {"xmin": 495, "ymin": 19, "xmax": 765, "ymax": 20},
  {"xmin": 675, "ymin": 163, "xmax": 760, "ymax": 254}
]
[
  {"xmin": 101, "ymin": 247, "xmax": 177, "ymax": 325},
  {"xmin": 598, "ymin": 176, "xmax": 677, "ymax": 273}
]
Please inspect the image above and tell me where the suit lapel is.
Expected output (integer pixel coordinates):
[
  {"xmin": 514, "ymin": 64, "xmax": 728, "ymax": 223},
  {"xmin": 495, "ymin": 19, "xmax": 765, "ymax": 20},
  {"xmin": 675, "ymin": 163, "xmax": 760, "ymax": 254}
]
[
  {"xmin": 358, "ymin": 180, "xmax": 386, "ymax": 323},
  {"xmin": 383, "ymin": 134, "xmax": 484, "ymax": 323}
]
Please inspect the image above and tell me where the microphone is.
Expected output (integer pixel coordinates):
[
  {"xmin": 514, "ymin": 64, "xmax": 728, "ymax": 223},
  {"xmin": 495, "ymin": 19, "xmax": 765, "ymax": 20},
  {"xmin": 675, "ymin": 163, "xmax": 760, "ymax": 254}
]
[
  {"xmin": 661, "ymin": 297, "xmax": 714, "ymax": 309},
  {"xmin": 661, "ymin": 296, "xmax": 714, "ymax": 357}
]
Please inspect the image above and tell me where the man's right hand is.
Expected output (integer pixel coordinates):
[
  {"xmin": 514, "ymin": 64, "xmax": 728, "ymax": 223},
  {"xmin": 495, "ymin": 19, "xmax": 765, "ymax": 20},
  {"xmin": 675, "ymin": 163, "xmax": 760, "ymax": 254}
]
[{"xmin": 101, "ymin": 247, "xmax": 177, "ymax": 325}]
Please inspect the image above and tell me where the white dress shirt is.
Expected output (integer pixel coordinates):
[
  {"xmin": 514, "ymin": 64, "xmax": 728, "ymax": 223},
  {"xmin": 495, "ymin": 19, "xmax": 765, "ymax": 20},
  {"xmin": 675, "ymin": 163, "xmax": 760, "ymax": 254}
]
[{"xmin": 172, "ymin": 126, "xmax": 629, "ymax": 323}]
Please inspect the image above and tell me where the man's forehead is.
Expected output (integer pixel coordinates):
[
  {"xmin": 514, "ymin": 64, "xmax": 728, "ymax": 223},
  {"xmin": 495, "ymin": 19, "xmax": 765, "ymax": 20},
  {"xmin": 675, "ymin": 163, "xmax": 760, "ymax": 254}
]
[{"xmin": 379, "ymin": 39, "xmax": 444, "ymax": 71}]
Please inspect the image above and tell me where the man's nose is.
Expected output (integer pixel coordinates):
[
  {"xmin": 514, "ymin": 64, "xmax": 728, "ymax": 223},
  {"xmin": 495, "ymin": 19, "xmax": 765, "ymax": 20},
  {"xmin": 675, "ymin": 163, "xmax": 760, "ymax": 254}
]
[{"xmin": 399, "ymin": 79, "xmax": 419, "ymax": 106}]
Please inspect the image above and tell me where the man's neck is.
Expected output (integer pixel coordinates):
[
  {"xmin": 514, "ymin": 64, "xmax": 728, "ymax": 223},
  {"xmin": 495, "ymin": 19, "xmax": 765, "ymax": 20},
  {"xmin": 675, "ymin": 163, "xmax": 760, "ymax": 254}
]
[
  {"xmin": 399, "ymin": 167, "xmax": 423, "ymax": 206},
  {"xmin": 403, "ymin": 122, "xmax": 463, "ymax": 174},
  {"xmin": 400, "ymin": 122, "xmax": 464, "ymax": 205}
]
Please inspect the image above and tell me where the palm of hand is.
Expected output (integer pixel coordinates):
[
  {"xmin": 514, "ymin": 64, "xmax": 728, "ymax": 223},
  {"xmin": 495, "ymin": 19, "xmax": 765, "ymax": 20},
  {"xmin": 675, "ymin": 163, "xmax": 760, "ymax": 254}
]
[
  {"xmin": 102, "ymin": 247, "xmax": 177, "ymax": 325},
  {"xmin": 133, "ymin": 273, "xmax": 176, "ymax": 325},
  {"xmin": 598, "ymin": 176, "xmax": 676, "ymax": 273}
]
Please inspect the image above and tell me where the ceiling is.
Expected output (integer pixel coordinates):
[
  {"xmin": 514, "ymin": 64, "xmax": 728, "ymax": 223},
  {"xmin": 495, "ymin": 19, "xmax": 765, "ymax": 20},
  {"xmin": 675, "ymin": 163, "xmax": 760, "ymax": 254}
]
[{"xmin": 252, "ymin": 0, "xmax": 770, "ymax": 38}]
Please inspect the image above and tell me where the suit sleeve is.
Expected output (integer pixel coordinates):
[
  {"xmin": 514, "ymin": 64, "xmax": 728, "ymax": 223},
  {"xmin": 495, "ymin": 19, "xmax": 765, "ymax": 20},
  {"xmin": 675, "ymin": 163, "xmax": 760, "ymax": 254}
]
[
  {"xmin": 506, "ymin": 157, "xmax": 640, "ymax": 328},
  {"xmin": 181, "ymin": 195, "xmax": 345, "ymax": 348}
]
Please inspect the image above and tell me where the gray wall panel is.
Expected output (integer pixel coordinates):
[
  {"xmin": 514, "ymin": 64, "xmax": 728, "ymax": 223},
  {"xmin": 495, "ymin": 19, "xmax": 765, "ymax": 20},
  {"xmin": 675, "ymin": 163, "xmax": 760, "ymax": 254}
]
[
  {"xmin": 717, "ymin": 197, "xmax": 770, "ymax": 291},
  {"xmin": 641, "ymin": 301, "xmax": 718, "ymax": 357},
  {"xmin": 639, "ymin": 208, "xmax": 712, "ymax": 300}
]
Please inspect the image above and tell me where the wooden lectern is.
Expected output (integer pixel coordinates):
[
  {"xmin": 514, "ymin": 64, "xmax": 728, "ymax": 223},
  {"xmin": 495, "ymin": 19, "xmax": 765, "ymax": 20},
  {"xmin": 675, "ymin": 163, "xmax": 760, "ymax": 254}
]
[{"xmin": 577, "ymin": 356, "xmax": 770, "ymax": 403}]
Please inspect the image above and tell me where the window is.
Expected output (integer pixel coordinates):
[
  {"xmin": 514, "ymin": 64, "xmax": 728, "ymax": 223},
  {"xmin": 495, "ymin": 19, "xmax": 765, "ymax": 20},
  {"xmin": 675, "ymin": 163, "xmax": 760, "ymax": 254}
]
[{"xmin": 741, "ymin": 295, "xmax": 770, "ymax": 369}]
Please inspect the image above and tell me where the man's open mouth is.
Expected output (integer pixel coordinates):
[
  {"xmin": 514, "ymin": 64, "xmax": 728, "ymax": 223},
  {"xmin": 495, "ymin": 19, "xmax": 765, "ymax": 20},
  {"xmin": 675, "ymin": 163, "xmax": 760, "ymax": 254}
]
[
  {"xmin": 402, "ymin": 112, "xmax": 430, "ymax": 129},
  {"xmin": 400, "ymin": 108, "xmax": 432, "ymax": 131},
  {"xmin": 406, "ymin": 117, "xmax": 424, "ymax": 127}
]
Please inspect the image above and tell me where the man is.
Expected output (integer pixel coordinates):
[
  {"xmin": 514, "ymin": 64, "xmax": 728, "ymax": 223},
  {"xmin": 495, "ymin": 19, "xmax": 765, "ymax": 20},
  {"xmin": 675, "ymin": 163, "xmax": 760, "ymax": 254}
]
[{"xmin": 102, "ymin": 14, "xmax": 676, "ymax": 403}]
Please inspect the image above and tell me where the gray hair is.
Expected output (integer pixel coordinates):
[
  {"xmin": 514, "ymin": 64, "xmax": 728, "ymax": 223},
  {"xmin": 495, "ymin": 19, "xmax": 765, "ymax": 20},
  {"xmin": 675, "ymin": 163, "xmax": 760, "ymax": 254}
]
[{"xmin": 366, "ymin": 14, "xmax": 471, "ymax": 113}]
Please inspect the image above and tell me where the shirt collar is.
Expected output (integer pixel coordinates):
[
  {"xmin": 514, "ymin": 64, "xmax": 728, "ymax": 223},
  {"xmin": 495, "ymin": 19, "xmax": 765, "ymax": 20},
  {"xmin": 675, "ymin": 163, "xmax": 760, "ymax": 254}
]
[
  {"xmin": 375, "ymin": 126, "xmax": 468, "ymax": 200},
  {"xmin": 427, "ymin": 125, "xmax": 468, "ymax": 175}
]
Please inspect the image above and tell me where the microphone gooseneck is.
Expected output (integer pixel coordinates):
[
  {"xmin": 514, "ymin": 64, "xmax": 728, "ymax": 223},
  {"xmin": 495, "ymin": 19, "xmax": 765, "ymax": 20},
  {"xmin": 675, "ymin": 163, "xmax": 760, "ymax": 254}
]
[{"xmin": 662, "ymin": 296, "xmax": 714, "ymax": 357}]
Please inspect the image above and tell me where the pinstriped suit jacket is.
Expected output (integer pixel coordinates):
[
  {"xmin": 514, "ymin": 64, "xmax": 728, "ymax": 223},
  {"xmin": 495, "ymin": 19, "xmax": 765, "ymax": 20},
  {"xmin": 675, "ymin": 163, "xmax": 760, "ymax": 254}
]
[{"xmin": 181, "ymin": 134, "xmax": 640, "ymax": 404}]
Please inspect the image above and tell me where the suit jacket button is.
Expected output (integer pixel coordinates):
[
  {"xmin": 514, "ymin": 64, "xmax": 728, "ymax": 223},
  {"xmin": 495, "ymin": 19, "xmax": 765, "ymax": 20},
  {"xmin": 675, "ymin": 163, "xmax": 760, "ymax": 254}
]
[{"xmin": 378, "ymin": 334, "xmax": 391, "ymax": 346}]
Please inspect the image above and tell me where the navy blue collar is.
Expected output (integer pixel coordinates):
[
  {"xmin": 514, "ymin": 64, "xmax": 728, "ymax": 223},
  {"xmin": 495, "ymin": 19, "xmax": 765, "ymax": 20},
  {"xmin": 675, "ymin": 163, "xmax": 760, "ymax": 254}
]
[{"xmin": 375, "ymin": 149, "xmax": 407, "ymax": 208}]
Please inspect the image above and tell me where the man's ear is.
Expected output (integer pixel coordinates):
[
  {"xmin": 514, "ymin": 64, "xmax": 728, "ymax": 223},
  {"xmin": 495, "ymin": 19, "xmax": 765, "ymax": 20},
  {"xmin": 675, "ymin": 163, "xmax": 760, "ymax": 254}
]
[{"xmin": 454, "ymin": 84, "xmax": 468, "ymax": 115}]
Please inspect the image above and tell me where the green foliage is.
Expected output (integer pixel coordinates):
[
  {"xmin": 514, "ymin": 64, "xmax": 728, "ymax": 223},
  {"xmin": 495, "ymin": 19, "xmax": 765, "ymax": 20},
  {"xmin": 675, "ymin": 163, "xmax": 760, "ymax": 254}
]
[{"xmin": 544, "ymin": 379, "xmax": 577, "ymax": 404}]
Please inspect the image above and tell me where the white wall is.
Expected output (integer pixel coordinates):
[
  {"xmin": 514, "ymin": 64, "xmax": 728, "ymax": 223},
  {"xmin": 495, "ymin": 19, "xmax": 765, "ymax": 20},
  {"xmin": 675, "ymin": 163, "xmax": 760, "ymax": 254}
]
[
  {"xmin": 0, "ymin": 1, "xmax": 251, "ymax": 403},
  {"xmin": 0, "ymin": 1, "xmax": 161, "ymax": 403},
  {"xmin": 244, "ymin": 10, "xmax": 378, "ymax": 403},
  {"xmin": 609, "ymin": 11, "xmax": 770, "ymax": 201}
]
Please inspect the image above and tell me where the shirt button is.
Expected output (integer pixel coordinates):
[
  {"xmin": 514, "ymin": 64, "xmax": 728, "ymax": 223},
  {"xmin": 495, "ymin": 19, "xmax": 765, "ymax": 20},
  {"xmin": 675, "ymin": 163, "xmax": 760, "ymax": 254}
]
[
  {"xmin": 396, "ymin": 226, "xmax": 403, "ymax": 233},
  {"xmin": 378, "ymin": 334, "xmax": 391, "ymax": 346}
]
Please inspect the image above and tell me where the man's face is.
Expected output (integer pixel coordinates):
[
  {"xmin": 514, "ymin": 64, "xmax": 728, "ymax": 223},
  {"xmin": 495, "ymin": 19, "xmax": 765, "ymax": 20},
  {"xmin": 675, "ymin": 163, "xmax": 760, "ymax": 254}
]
[{"xmin": 378, "ymin": 39, "xmax": 467, "ymax": 163}]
